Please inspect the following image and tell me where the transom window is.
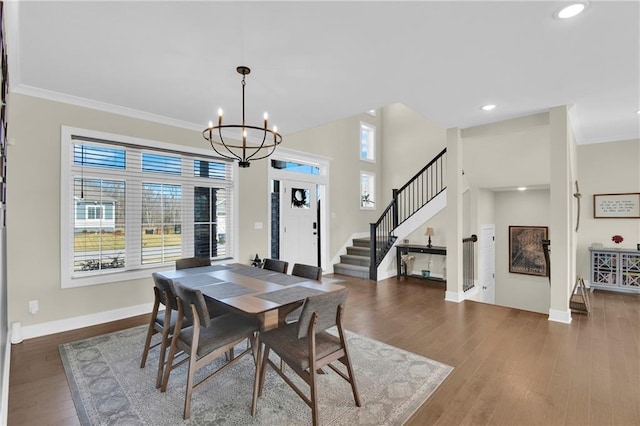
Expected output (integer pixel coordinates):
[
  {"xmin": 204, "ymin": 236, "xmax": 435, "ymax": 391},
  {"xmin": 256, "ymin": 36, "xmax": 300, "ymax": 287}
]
[{"xmin": 61, "ymin": 127, "xmax": 235, "ymax": 288}]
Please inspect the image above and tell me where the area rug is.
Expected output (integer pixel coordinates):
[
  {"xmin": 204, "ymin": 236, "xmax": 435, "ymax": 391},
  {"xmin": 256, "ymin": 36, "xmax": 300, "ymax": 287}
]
[{"xmin": 60, "ymin": 325, "xmax": 452, "ymax": 425}]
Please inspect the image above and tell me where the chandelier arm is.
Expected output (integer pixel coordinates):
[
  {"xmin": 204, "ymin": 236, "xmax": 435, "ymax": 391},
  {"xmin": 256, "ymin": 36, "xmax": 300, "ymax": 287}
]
[
  {"xmin": 203, "ymin": 129, "xmax": 241, "ymax": 162},
  {"xmin": 209, "ymin": 139, "xmax": 239, "ymax": 162},
  {"xmin": 218, "ymin": 127, "xmax": 243, "ymax": 161},
  {"xmin": 243, "ymin": 130, "xmax": 269, "ymax": 162},
  {"xmin": 246, "ymin": 144, "xmax": 278, "ymax": 161}
]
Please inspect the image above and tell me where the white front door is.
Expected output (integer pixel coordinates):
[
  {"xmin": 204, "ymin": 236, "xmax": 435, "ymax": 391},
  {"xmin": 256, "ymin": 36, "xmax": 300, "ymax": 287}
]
[
  {"xmin": 280, "ymin": 180, "xmax": 318, "ymax": 266},
  {"xmin": 480, "ymin": 225, "xmax": 496, "ymax": 304}
]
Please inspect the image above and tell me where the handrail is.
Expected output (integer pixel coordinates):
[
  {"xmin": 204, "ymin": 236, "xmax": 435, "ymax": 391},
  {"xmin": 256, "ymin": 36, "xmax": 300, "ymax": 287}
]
[{"xmin": 369, "ymin": 148, "xmax": 447, "ymax": 280}]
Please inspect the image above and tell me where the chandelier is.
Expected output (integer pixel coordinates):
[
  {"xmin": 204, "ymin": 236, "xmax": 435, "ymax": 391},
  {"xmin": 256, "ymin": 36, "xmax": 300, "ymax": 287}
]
[{"xmin": 203, "ymin": 66, "xmax": 282, "ymax": 168}]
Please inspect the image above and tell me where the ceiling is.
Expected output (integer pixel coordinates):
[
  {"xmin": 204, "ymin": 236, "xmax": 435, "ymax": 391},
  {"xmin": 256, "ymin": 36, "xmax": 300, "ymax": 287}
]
[{"xmin": 7, "ymin": 1, "xmax": 640, "ymax": 145}]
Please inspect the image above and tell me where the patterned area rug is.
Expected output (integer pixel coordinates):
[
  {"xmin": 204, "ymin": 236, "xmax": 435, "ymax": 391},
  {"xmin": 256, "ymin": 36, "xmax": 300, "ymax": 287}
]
[{"xmin": 60, "ymin": 325, "xmax": 452, "ymax": 425}]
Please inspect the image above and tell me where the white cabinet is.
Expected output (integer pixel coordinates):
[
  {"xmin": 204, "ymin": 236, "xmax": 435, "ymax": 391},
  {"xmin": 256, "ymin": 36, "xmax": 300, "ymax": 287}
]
[{"xmin": 589, "ymin": 247, "xmax": 640, "ymax": 293}]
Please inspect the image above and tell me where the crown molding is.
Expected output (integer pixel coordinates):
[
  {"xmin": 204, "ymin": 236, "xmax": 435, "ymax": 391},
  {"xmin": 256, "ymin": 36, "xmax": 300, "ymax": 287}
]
[{"xmin": 12, "ymin": 84, "xmax": 203, "ymax": 132}]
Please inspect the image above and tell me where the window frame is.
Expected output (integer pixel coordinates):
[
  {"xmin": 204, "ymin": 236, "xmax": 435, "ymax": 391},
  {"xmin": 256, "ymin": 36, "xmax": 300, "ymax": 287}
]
[
  {"xmin": 360, "ymin": 171, "xmax": 376, "ymax": 210},
  {"xmin": 61, "ymin": 126, "xmax": 239, "ymax": 288},
  {"xmin": 359, "ymin": 122, "xmax": 376, "ymax": 163}
]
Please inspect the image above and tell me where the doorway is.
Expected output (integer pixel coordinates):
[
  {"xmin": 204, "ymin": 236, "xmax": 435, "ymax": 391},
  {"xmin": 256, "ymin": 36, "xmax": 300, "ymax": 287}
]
[
  {"xmin": 268, "ymin": 149, "xmax": 330, "ymax": 270},
  {"xmin": 480, "ymin": 224, "xmax": 496, "ymax": 304}
]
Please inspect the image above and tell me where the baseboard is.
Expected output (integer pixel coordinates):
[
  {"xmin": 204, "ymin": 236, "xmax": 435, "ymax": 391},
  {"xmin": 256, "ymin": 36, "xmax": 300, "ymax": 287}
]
[
  {"xmin": 445, "ymin": 291, "xmax": 464, "ymax": 303},
  {"xmin": 548, "ymin": 308, "xmax": 572, "ymax": 324},
  {"xmin": 1, "ymin": 333, "xmax": 11, "ymax": 426},
  {"xmin": 21, "ymin": 303, "xmax": 153, "ymax": 340}
]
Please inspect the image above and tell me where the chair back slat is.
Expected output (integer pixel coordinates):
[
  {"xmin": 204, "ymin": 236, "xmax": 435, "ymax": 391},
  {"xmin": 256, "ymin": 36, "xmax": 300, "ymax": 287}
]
[
  {"xmin": 175, "ymin": 256, "xmax": 211, "ymax": 270},
  {"xmin": 173, "ymin": 282, "xmax": 211, "ymax": 327},
  {"xmin": 152, "ymin": 272, "xmax": 179, "ymax": 310},
  {"xmin": 291, "ymin": 263, "xmax": 322, "ymax": 281},
  {"xmin": 263, "ymin": 258, "xmax": 289, "ymax": 274},
  {"xmin": 297, "ymin": 288, "xmax": 349, "ymax": 339}
]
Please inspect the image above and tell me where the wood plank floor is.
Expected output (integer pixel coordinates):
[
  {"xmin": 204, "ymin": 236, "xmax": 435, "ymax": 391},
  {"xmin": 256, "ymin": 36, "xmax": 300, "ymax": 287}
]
[{"xmin": 8, "ymin": 275, "xmax": 640, "ymax": 425}]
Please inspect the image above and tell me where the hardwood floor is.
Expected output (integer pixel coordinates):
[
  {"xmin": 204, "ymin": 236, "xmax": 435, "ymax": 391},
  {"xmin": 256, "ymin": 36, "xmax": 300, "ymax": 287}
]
[{"xmin": 8, "ymin": 275, "xmax": 640, "ymax": 425}]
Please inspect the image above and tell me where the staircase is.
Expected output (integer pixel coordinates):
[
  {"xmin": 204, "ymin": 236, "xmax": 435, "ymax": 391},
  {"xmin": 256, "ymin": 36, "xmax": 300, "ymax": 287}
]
[
  {"xmin": 333, "ymin": 237, "xmax": 371, "ymax": 279},
  {"xmin": 334, "ymin": 148, "xmax": 448, "ymax": 281}
]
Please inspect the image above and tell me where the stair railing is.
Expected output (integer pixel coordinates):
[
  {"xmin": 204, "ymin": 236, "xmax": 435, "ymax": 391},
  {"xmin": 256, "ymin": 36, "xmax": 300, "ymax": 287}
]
[
  {"xmin": 369, "ymin": 148, "xmax": 447, "ymax": 280},
  {"xmin": 463, "ymin": 234, "xmax": 478, "ymax": 292}
]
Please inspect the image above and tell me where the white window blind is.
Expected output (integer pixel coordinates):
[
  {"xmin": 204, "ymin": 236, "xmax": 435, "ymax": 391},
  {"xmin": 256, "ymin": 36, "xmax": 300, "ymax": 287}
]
[{"xmin": 61, "ymin": 127, "xmax": 235, "ymax": 288}]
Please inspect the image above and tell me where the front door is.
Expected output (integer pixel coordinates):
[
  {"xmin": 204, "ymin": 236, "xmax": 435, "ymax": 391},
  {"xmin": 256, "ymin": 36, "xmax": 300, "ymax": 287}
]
[{"xmin": 279, "ymin": 180, "xmax": 318, "ymax": 266}]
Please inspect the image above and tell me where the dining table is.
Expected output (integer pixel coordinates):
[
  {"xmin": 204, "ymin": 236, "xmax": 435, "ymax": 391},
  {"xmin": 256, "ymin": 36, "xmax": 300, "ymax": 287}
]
[
  {"xmin": 155, "ymin": 262, "xmax": 346, "ymax": 417},
  {"xmin": 155, "ymin": 263, "xmax": 344, "ymax": 331}
]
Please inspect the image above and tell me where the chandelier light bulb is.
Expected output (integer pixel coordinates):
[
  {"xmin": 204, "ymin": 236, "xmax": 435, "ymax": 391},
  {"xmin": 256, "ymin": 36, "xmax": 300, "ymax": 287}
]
[
  {"xmin": 218, "ymin": 108, "xmax": 224, "ymax": 117},
  {"xmin": 208, "ymin": 121, "xmax": 213, "ymax": 129}
]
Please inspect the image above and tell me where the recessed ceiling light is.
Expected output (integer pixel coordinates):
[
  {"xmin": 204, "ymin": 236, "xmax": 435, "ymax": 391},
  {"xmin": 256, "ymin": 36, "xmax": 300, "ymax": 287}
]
[
  {"xmin": 554, "ymin": 2, "xmax": 588, "ymax": 19},
  {"xmin": 636, "ymin": 110, "xmax": 640, "ymax": 115},
  {"xmin": 517, "ymin": 187, "xmax": 527, "ymax": 191},
  {"xmin": 481, "ymin": 104, "xmax": 496, "ymax": 111}
]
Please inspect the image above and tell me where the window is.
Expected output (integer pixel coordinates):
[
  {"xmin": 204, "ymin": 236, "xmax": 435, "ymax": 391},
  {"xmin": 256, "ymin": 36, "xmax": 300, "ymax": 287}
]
[
  {"xmin": 360, "ymin": 122, "xmax": 375, "ymax": 162},
  {"xmin": 360, "ymin": 172, "xmax": 375, "ymax": 209},
  {"xmin": 62, "ymin": 127, "xmax": 235, "ymax": 288}
]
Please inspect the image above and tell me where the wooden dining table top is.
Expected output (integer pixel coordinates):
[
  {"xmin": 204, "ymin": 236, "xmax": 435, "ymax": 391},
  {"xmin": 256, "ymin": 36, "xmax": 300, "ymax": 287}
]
[{"xmin": 155, "ymin": 263, "xmax": 344, "ymax": 329}]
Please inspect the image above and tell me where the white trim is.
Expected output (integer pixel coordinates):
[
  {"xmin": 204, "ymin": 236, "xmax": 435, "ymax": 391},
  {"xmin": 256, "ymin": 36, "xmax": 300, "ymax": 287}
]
[
  {"xmin": 445, "ymin": 291, "xmax": 465, "ymax": 303},
  {"xmin": 359, "ymin": 170, "xmax": 376, "ymax": 210},
  {"xmin": 20, "ymin": 303, "xmax": 154, "ymax": 340},
  {"xmin": 1, "ymin": 334, "xmax": 10, "ymax": 426},
  {"xmin": 16, "ymin": 85, "xmax": 203, "ymax": 132},
  {"xmin": 548, "ymin": 308, "xmax": 572, "ymax": 324},
  {"xmin": 359, "ymin": 122, "xmax": 376, "ymax": 162},
  {"xmin": 268, "ymin": 147, "xmax": 331, "ymax": 272},
  {"xmin": 60, "ymin": 126, "xmax": 239, "ymax": 288}
]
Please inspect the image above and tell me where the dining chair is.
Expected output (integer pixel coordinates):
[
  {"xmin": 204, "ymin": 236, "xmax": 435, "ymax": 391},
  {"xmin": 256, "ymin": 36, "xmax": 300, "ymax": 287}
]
[
  {"xmin": 175, "ymin": 256, "xmax": 211, "ymax": 270},
  {"xmin": 253, "ymin": 288, "xmax": 361, "ymax": 425},
  {"xmin": 284, "ymin": 263, "xmax": 323, "ymax": 324},
  {"xmin": 161, "ymin": 282, "xmax": 260, "ymax": 420},
  {"xmin": 291, "ymin": 263, "xmax": 322, "ymax": 281},
  {"xmin": 262, "ymin": 258, "xmax": 289, "ymax": 274},
  {"xmin": 140, "ymin": 273, "xmax": 193, "ymax": 388}
]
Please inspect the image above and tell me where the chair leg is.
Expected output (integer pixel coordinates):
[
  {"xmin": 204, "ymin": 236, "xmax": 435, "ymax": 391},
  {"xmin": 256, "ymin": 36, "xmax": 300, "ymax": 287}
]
[
  {"xmin": 251, "ymin": 336, "xmax": 263, "ymax": 416},
  {"xmin": 140, "ymin": 321, "xmax": 156, "ymax": 368},
  {"xmin": 310, "ymin": 364, "xmax": 319, "ymax": 426},
  {"xmin": 155, "ymin": 326, "xmax": 171, "ymax": 388},
  {"xmin": 258, "ymin": 346, "xmax": 271, "ymax": 398},
  {"xmin": 183, "ymin": 355, "xmax": 197, "ymax": 420},
  {"xmin": 161, "ymin": 334, "xmax": 179, "ymax": 392},
  {"xmin": 342, "ymin": 352, "xmax": 361, "ymax": 407}
]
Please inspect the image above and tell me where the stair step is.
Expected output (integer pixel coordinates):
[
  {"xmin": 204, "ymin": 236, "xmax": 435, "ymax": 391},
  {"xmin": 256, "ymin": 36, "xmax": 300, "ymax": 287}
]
[
  {"xmin": 339, "ymin": 254, "xmax": 370, "ymax": 267},
  {"xmin": 352, "ymin": 238, "xmax": 370, "ymax": 248},
  {"xmin": 333, "ymin": 263, "xmax": 370, "ymax": 279},
  {"xmin": 346, "ymin": 246, "xmax": 369, "ymax": 256}
]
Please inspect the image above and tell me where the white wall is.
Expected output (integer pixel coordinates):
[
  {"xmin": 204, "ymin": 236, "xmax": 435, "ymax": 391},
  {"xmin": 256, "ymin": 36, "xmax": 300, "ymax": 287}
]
[
  {"xmin": 576, "ymin": 139, "xmax": 640, "ymax": 282},
  {"xmin": 494, "ymin": 189, "xmax": 551, "ymax": 314},
  {"xmin": 6, "ymin": 94, "xmax": 206, "ymax": 328}
]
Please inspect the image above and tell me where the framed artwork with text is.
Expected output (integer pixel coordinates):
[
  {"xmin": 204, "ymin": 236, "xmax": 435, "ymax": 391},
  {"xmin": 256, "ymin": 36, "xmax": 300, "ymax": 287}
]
[{"xmin": 509, "ymin": 226, "xmax": 548, "ymax": 277}]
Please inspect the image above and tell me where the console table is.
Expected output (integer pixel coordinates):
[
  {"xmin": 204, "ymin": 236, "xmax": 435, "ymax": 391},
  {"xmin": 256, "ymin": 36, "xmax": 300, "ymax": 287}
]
[
  {"xmin": 589, "ymin": 247, "xmax": 640, "ymax": 293},
  {"xmin": 396, "ymin": 243, "xmax": 446, "ymax": 281}
]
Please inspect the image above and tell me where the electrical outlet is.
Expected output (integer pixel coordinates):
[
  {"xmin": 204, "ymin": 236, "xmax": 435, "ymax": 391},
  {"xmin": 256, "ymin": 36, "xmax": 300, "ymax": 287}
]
[{"xmin": 29, "ymin": 300, "xmax": 38, "ymax": 315}]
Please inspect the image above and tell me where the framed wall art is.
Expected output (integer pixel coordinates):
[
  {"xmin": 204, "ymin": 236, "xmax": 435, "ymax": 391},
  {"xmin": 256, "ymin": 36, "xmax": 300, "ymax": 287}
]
[
  {"xmin": 509, "ymin": 226, "xmax": 549, "ymax": 277},
  {"xmin": 593, "ymin": 193, "xmax": 640, "ymax": 218}
]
